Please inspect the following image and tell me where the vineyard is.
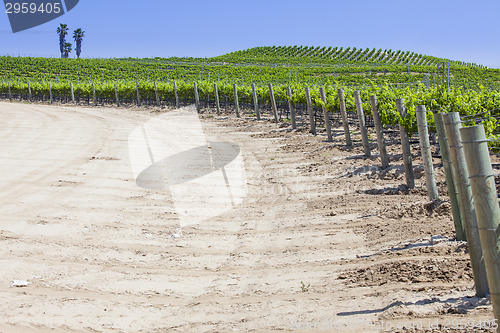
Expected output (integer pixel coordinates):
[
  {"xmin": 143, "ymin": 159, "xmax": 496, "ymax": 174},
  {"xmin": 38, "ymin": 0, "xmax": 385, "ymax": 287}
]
[
  {"xmin": 1, "ymin": 46, "xmax": 500, "ymax": 143},
  {"xmin": 3, "ymin": 46, "xmax": 500, "ymax": 331}
]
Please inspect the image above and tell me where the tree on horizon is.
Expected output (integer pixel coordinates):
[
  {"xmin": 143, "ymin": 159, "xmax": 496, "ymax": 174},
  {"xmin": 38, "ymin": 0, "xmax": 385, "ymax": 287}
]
[
  {"xmin": 63, "ymin": 42, "xmax": 72, "ymax": 59},
  {"xmin": 73, "ymin": 28, "xmax": 85, "ymax": 59},
  {"xmin": 56, "ymin": 23, "xmax": 69, "ymax": 58}
]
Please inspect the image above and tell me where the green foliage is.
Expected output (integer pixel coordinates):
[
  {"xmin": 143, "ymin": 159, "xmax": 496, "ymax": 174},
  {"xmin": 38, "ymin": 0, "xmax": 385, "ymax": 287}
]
[{"xmin": 0, "ymin": 47, "xmax": 499, "ymax": 145}]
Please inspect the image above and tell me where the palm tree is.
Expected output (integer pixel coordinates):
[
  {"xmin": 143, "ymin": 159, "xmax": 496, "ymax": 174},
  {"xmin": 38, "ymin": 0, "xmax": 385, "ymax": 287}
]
[
  {"xmin": 63, "ymin": 42, "xmax": 72, "ymax": 59},
  {"xmin": 73, "ymin": 28, "xmax": 85, "ymax": 59},
  {"xmin": 56, "ymin": 23, "xmax": 69, "ymax": 58}
]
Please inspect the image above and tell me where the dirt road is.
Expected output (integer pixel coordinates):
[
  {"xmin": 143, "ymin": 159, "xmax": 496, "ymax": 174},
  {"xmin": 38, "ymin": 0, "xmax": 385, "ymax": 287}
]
[{"xmin": 0, "ymin": 102, "xmax": 495, "ymax": 332}]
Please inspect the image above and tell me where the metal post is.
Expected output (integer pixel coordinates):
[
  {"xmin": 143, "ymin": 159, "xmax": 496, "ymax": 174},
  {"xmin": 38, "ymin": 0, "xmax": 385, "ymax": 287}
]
[
  {"xmin": 49, "ymin": 83, "xmax": 52, "ymax": 104},
  {"xmin": 194, "ymin": 82, "xmax": 200, "ymax": 112},
  {"xmin": 415, "ymin": 105, "xmax": 439, "ymax": 201},
  {"xmin": 369, "ymin": 95, "xmax": 389, "ymax": 169},
  {"xmin": 287, "ymin": 85, "xmax": 296, "ymax": 129},
  {"xmin": 136, "ymin": 82, "xmax": 141, "ymax": 106},
  {"xmin": 114, "ymin": 84, "xmax": 120, "ymax": 107},
  {"xmin": 305, "ymin": 87, "xmax": 316, "ymax": 134},
  {"xmin": 28, "ymin": 82, "xmax": 32, "ymax": 102},
  {"xmin": 269, "ymin": 83, "xmax": 279, "ymax": 124},
  {"xmin": 174, "ymin": 81, "xmax": 180, "ymax": 109},
  {"xmin": 92, "ymin": 83, "xmax": 97, "ymax": 106},
  {"xmin": 319, "ymin": 87, "xmax": 332, "ymax": 142},
  {"xmin": 8, "ymin": 81, "xmax": 12, "ymax": 101},
  {"xmin": 354, "ymin": 90, "xmax": 371, "ymax": 157},
  {"xmin": 447, "ymin": 62, "xmax": 450, "ymax": 100},
  {"xmin": 154, "ymin": 82, "xmax": 160, "ymax": 107},
  {"xmin": 443, "ymin": 112, "xmax": 489, "ymax": 297},
  {"xmin": 435, "ymin": 113, "xmax": 465, "ymax": 241},
  {"xmin": 461, "ymin": 124, "xmax": 500, "ymax": 325},
  {"xmin": 214, "ymin": 83, "xmax": 220, "ymax": 116},
  {"xmin": 396, "ymin": 99, "xmax": 414, "ymax": 188},
  {"xmin": 252, "ymin": 83, "xmax": 260, "ymax": 120},
  {"xmin": 337, "ymin": 89, "xmax": 352, "ymax": 146},
  {"xmin": 435, "ymin": 65, "xmax": 438, "ymax": 90},
  {"xmin": 407, "ymin": 63, "xmax": 410, "ymax": 85},
  {"xmin": 233, "ymin": 83, "xmax": 240, "ymax": 118}
]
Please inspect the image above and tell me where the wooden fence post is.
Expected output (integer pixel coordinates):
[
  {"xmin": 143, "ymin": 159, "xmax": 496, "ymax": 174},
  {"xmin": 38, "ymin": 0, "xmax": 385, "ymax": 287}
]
[
  {"xmin": 114, "ymin": 84, "xmax": 120, "ymax": 107},
  {"xmin": 461, "ymin": 124, "xmax": 500, "ymax": 323},
  {"xmin": 214, "ymin": 83, "xmax": 221, "ymax": 116},
  {"xmin": 269, "ymin": 83, "xmax": 279, "ymax": 124},
  {"xmin": 395, "ymin": 98, "xmax": 415, "ymax": 188},
  {"xmin": 28, "ymin": 82, "xmax": 32, "ymax": 102},
  {"xmin": 154, "ymin": 82, "xmax": 160, "ymax": 107},
  {"xmin": 136, "ymin": 82, "xmax": 141, "ymax": 106},
  {"xmin": 369, "ymin": 95, "xmax": 389, "ymax": 169},
  {"xmin": 337, "ymin": 89, "xmax": 352, "ymax": 146},
  {"xmin": 435, "ymin": 112, "xmax": 465, "ymax": 240},
  {"xmin": 92, "ymin": 83, "xmax": 97, "ymax": 106},
  {"xmin": 287, "ymin": 85, "xmax": 296, "ymax": 129},
  {"xmin": 415, "ymin": 105, "xmax": 439, "ymax": 201},
  {"xmin": 194, "ymin": 82, "xmax": 200, "ymax": 112},
  {"xmin": 319, "ymin": 87, "xmax": 332, "ymax": 142},
  {"xmin": 443, "ymin": 112, "xmax": 489, "ymax": 297},
  {"xmin": 49, "ymin": 83, "xmax": 53, "ymax": 104},
  {"xmin": 233, "ymin": 83, "xmax": 240, "ymax": 118},
  {"xmin": 8, "ymin": 81, "xmax": 12, "ymax": 101},
  {"xmin": 354, "ymin": 90, "xmax": 371, "ymax": 157},
  {"xmin": 252, "ymin": 83, "xmax": 260, "ymax": 120},
  {"xmin": 305, "ymin": 87, "xmax": 316, "ymax": 134},
  {"xmin": 174, "ymin": 81, "xmax": 180, "ymax": 109}
]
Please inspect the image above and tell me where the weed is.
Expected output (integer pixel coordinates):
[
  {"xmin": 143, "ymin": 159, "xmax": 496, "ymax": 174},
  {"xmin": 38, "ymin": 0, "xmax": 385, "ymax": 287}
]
[{"xmin": 300, "ymin": 281, "xmax": 311, "ymax": 292}]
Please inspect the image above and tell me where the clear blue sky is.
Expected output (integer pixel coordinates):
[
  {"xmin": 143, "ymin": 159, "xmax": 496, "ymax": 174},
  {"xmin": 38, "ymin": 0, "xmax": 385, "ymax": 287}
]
[{"xmin": 1, "ymin": 0, "xmax": 499, "ymax": 67}]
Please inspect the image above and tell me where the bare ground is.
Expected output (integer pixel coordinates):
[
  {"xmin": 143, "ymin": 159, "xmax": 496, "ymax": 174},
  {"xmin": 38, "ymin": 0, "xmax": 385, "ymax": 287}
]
[{"xmin": 0, "ymin": 101, "xmax": 498, "ymax": 332}]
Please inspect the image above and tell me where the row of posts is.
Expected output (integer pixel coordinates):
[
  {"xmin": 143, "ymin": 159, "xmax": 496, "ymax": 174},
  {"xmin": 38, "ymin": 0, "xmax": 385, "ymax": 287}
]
[
  {"xmin": 345, "ymin": 91, "xmax": 500, "ymax": 326},
  {"xmin": 5, "ymin": 81, "xmax": 175, "ymax": 108},
  {"xmin": 201, "ymin": 79, "xmax": 500, "ymax": 325},
  {"xmin": 5, "ymin": 78, "xmax": 500, "ymax": 325},
  {"xmin": 332, "ymin": 88, "xmax": 499, "ymax": 324}
]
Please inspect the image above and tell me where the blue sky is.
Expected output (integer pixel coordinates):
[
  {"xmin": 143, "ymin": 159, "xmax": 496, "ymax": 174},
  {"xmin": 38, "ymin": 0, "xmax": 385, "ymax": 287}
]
[{"xmin": 1, "ymin": 0, "xmax": 499, "ymax": 67}]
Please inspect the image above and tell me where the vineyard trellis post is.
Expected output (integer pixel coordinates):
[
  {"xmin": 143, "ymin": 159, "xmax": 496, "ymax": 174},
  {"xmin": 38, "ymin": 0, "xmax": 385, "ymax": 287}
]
[
  {"xmin": 369, "ymin": 95, "xmax": 389, "ymax": 169},
  {"xmin": 8, "ymin": 81, "xmax": 12, "ymax": 101},
  {"xmin": 435, "ymin": 113, "xmax": 464, "ymax": 240},
  {"xmin": 415, "ymin": 105, "xmax": 439, "ymax": 201},
  {"xmin": 28, "ymin": 82, "xmax": 32, "ymax": 102},
  {"xmin": 92, "ymin": 83, "xmax": 97, "ymax": 106},
  {"xmin": 136, "ymin": 82, "xmax": 141, "ymax": 107},
  {"xmin": 443, "ymin": 112, "xmax": 489, "ymax": 297},
  {"xmin": 447, "ymin": 62, "xmax": 450, "ymax": 99},
  {"xmin": 194, "ymin": 82, "xmax": 200, "ymax": 112},
  {"xmin": 114, "ymin": 84, "xmax": 120, "ymax": 107},
  {"xmin": 233, "ymin": 83, "xmax": 240, "ymax": 118},
  {"xmin": 319, "ymin": 87, "xmax": 332, "ymax": 142},
  {"xmin": 305, "ymin": 86, "xmax": 316, "ymax": 134},
  {"xmin": 154, "ymin": 82, "xmax": 160, "ymax": 107},
  {"xmin": 395, "ymin": 98, "xmax": 414, "ymax": 188},
  {"xmin": 70, "ymin": 82, "xmax": 75, "ymax": 104},
  {"xmin": 49, "ymin": 83, "xmax": 53, "ymax": 104},
  {"xmin": 173, "ymin": 82, "xmax": 179, "ymax": 109},
  {"xmin": 252, "ymin": 83, "xmax": 260, "ymax": 120},
  {"xmin": 268, "ymin": 83, "xmax": 279, "ymax": 124},
  {"xmin": 337, "ymin": 89, "xmax": 352, "ymax": 146},
  {"xmin": 287, "ymin": 85, "xmax": 296, "ymax": 129},
  {"xmin": 354, "ymin": 90, "xmax": 371, "ymax": 157},
  {"xmin": 214, "ymin": 83, "xmax": 220, "ymax": 116},
  {"xmin": 461, "ymin": 124, "xmax": 500, "ymax": 324}
]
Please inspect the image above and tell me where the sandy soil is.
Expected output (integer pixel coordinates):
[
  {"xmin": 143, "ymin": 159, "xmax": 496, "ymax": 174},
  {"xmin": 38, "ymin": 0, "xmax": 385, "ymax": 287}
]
[{"xmin": 0, "ymin": 101, "xmax": 497, "ymax": 332}]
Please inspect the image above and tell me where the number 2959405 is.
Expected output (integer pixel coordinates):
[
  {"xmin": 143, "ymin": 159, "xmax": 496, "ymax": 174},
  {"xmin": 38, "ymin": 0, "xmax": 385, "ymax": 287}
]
[{"xmin": 5, "ymin": 2, "xmax": 62, "ymax": 14}]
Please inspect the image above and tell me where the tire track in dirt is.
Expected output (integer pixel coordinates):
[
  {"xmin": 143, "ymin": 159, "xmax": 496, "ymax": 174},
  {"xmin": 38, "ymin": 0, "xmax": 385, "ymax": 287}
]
[{"xmin": 0, "ymin": 103, "xmax": 494, "ymax": 332}]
